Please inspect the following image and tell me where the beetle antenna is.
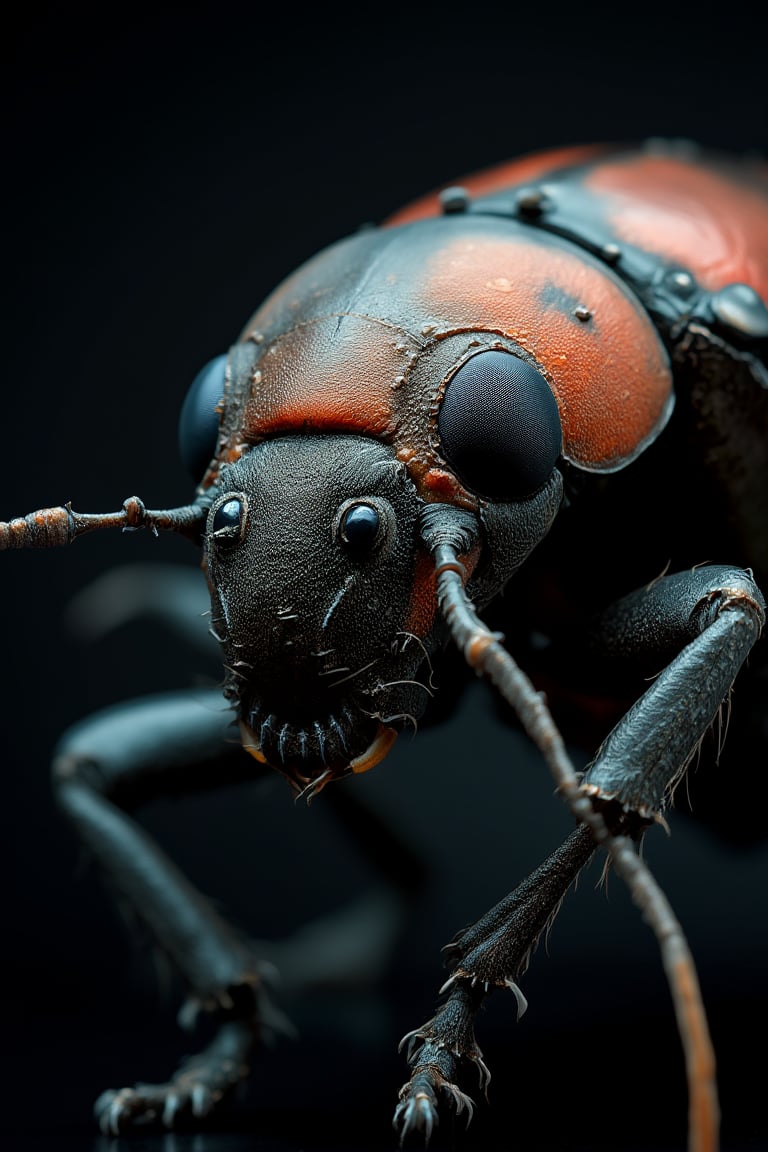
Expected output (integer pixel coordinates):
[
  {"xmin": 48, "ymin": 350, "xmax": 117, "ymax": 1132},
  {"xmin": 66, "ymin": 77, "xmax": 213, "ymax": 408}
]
[
  {"xmin": 419, "ymin": 502, "xmax": 719, "ymax": 1152},
  {"xmin": 0, "ymin": 494, "xmax": 212, "ymax": 550}
]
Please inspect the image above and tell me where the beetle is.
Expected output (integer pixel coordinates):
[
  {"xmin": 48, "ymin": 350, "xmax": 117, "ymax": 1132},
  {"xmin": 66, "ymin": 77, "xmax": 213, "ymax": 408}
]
[{"xmin": 3, "ymin": 138, "xmax": 767, "ymax": 1151}]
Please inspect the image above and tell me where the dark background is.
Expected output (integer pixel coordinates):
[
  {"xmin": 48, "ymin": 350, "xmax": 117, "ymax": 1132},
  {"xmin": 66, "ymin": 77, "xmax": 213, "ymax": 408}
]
[{"xmin": 7, "ymin": 6, "xmax": 768, "ymax": 1152}]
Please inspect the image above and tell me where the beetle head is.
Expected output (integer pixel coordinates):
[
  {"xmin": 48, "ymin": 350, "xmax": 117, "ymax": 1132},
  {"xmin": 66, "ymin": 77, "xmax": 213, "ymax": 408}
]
[{"xmin": 204, "ymin": 434, "xmax": 440, "ymax": 794}]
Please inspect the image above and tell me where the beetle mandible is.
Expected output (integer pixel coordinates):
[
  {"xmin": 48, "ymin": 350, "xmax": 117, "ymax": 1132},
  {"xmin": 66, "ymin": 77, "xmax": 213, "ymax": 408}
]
[{"xmin": 4, "ymin": 139, "xmax": 767, "ymax": 1152}]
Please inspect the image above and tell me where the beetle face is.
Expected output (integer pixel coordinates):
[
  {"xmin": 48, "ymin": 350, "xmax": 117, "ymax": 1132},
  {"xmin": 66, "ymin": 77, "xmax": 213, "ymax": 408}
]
[{"xmin": 204, "ymin": 434, "xmax": 438, "ymax": 792}]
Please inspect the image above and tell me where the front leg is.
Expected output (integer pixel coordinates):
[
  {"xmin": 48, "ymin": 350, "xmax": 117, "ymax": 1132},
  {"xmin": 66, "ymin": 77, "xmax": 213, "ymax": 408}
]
[
  {"xmin": 396, "ymin": 563, "xmax": 764, "ymax": 1144},
  {"xmin": 52, "ymin": 689, "xmax": 282, "ymax": 1133},
  {"xmin": 395, "ymin": 825, "xmax": 598, "ymax": 1141}
]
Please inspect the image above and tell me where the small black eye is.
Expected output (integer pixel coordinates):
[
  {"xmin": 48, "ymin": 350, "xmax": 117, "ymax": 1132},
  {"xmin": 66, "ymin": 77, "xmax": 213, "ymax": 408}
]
[
  {"xmin": 339, "ymin": 502, "xmax": 381, "ymax": 553},
  {"xmin": 178, "ymin": 353, "xmax": 227, "ymax": 482},
  {"xmin": 211, "ymin": 497, "xmax": 245, "ymax": 545},
  {"xmin": 437, "ymin": 349, "xmax": 562, "ymax": 500}
]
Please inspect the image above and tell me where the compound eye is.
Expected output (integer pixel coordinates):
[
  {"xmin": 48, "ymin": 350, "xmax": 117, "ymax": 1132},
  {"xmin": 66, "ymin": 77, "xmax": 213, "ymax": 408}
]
[
  {"xmin": 178, "ymin": 353, "xmax": 227, "ymax": 481},
  {"xmin": 210, "ymin": 496, "xmax": 246, "ymax": 547},
  {"xmin": 338, "ymin": 501, "xmax": 382, "ymax": 555},
  {"xmin": 437, "ymin": 350, "xmax": 562, "ymax": 499}
]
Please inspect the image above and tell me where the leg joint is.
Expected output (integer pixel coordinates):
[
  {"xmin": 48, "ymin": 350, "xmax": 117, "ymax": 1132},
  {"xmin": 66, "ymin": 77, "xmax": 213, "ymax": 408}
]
[{"xmin": 691, "ymin": 568, "xmax": 766, "ymax": 635}]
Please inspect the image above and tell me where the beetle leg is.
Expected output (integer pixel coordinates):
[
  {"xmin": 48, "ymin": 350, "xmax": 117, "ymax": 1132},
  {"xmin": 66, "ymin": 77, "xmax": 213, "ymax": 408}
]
[
  {"xmin": 92, "ymin": 1019, "xmax": 255, "ymax": 1134},
  {"xmin": 63, "ymin": 561, "xmax": 217, "ymax": 655},
  {"xmin": 394, "ymin": 825, "xmax": 596, "ymax": 1142},
  {"xmin": 423, "ymin": 522, "xmax": 764, "ymax": 1151},
  {"xmin": 579, "ymin": 564, "xmax": 766, "ymax": 818},
  {"xmin": 52, "ymin": 688, "xmax": 281, "ymax": 1133}
]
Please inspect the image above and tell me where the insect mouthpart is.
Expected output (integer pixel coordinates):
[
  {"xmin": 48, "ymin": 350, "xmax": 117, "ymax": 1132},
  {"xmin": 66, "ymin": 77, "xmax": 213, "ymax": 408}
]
[{"xmin": 239, "ymin": 698, "xmax": 397, "ymax": 795}]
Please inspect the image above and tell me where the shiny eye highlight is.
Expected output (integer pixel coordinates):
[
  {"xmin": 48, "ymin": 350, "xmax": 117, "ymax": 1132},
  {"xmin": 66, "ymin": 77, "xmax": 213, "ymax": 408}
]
[
  {"xmin": 437, "ymin": 349, "xmax": 562, "ymax": 499},
  {"xmin": 210, "ymin": 496, "xmax": 246, "ymax": 546},
  {"xmin": 335, "ymin": 496, "xmax": 395, "ymax": 561},
  {"xmin": 338, "ymin": 502, "xmax": 382, "ymax": 554}
]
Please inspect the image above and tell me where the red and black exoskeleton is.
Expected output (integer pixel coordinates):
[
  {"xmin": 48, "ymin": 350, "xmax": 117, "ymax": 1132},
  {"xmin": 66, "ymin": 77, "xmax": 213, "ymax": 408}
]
[{"xmin": 3, "ymin": 140, "xmax": 767, "ymax": 1151}]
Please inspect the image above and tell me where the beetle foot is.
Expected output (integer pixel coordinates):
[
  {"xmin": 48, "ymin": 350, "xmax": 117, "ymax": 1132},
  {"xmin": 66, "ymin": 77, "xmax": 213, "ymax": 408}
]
[
  {"xmin": 394, "ymin": 1052, "xmax": 475, "ymax": 1145},
  {"xmin": 94, "ymin": 1019, "xmax": 254, "ymax": 1134},
  {"xmin": 176, "ymin": 961, "xmax": 293, "ymax": 1039},
  {"xmin": 394, "ymin": 982, "xmax": 490, "ymax": 1144}
]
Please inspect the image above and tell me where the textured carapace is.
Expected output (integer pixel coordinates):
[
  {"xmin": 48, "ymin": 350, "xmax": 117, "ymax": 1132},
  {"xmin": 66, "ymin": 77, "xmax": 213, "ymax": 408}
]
[
  {"xmin": 205, "ymin": 209, "xmax": 674, "ymax": 500},
  {"xmin": 172, "ymin": 139, "xmax": 768, "ymax": 797}
]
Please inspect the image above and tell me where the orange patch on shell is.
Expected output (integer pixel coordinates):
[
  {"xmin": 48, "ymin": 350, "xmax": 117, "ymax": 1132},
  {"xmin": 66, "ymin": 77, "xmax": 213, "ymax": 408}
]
[
  {"xmin": 240, "ymin": 314, "xmax": 402, "ymax": 441},
  {"xmin": 420, "ymin": 233, "xmax": 673, "ymax": 471},
  {"xmin": 587, "ymin": 155, "xmax": 768, "ymax": 298}
]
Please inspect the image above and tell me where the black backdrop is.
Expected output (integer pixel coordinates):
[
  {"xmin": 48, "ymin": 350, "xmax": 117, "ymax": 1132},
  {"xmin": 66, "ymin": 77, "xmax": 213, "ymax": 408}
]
[{"xmin": 7, "ymin": 7, "xmax": 768, "ymax": 1152}]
